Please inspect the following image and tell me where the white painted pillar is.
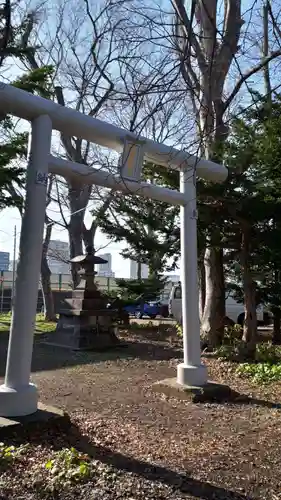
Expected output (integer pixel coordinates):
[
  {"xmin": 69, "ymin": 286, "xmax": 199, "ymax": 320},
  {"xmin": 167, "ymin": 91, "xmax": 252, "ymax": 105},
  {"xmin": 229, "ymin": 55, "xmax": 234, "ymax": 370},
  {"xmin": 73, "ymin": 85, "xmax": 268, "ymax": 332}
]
[
  {"xmin": 0, "ymin": 115, "xmax": 52, "ymax": 417},
  {"xmin": 177, "ymin": 169, "xmax": 208, "ymax": 387}
]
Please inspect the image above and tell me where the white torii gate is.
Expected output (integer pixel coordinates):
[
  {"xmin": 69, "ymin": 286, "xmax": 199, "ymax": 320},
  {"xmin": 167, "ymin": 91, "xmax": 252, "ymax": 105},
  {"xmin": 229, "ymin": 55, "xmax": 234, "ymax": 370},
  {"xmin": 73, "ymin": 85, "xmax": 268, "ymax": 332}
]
[{"xmin": 0, "ymin": 82, "xmax": 227, "ymax": 417}]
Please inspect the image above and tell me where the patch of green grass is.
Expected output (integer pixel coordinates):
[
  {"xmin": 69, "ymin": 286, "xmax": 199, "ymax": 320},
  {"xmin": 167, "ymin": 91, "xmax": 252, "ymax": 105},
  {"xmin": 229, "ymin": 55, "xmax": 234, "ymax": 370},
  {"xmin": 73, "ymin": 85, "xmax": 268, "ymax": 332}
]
[
  {"xmin": 45, "ymin": 447, "xmax": 92, "ymax": 487},
  {"xmin": 255, "ymin": 342, "xmax": 281, "ymax": 364},
  {"xmin": 129, "ymin": 320, "xmax": 156, "ymax": 329},
  {"xmin": 0, "ymin": 443, "xmax": 29, "ymax": 470},
  {"xmin": 209, "ymin": 328, "xmax": 281, "ymax": 384},
  {"xmin": 0, "ymin": 323, "xmax": 9, "ymax": 332},
  {"xmin": 0, "ymin": 312, "xmax": 56, "ymax": 334},
  {"xmin": 236, "ymin": 362, "xmax": 281, "ymax": 383},
  {"xmin": 235, "ymin": 342, "xmax": 281, "ymax": 384},
  {"xmin": 175, "ymin": 323, "xmax": 183, "ymax": 337},
  {"xmin": 34, "ymin": 313, "xmax": 57, "ymax": 333},
  {"xmin": 216, "ymin": 340, "xmax": 281, "ymax": 384}
]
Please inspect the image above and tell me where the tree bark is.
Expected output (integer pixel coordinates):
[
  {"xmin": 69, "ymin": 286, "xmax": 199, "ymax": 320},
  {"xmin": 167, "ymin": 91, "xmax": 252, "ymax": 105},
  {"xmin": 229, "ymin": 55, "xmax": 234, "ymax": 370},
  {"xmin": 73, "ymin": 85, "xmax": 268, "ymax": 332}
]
[
  {"xmin": 272, "ymin": 307, "xmax": 281, "ymax": 345},
  {"xmin": 41, "ymin": 256, "xmax": 56, "ymax": 322},
  {"xmin": 68, "ymin": 184, "xmax": 91, "ymax": 287},
  {"xmin": 41, "ymin": 222, "xmax": 56, "ymax": 322},
  {"xmin": 198, "ymin": 259, "xmax": 206, "ymax": 322},
  {"xmin": 83, "ymin": 225, "xmax": 96, "ymax": 249},
  {"xmin": 148, "ymin": 252, "xmax": 162, "ymax": 279},
  {"xmin": 68, "ymin": 216, "xmax": 84, "ymax": 288},
  {"xmin": 241, "ymin": 226, "xmax": 257, "ymax": 356},
  {"xmin": 137, "ymin": 261, "xmax": 142, "ymax": 280},
  {"xmin": 201, "ymin": 246, "xmax": 225, "ymax": 348}
]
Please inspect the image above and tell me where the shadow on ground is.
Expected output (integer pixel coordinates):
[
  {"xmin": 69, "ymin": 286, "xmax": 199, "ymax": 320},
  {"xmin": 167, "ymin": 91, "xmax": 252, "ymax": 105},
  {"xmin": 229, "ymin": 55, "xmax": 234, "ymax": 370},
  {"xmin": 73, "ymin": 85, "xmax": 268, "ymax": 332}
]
[
  {"xmin": 0, "ymin": 332, "xmax": 183, "ymax": 377},
  {"xmin": 0, "ymin": 333, "xmax": 280, "ymax": 410},
  {"xmin": 2, "ymin": 418, "xmax": 252, "ymax": 500},
  {"xmin": 70, "ymin": 425, "xmax": 253, "ymax": 500}
]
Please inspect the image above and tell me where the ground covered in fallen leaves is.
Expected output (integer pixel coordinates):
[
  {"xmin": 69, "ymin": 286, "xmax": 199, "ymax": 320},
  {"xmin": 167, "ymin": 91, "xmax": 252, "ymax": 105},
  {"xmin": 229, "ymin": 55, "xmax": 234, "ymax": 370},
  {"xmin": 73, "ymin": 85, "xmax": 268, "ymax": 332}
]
[{"xmin": 0, "ymin": 327, "xmax": 280, "ymax": 500}]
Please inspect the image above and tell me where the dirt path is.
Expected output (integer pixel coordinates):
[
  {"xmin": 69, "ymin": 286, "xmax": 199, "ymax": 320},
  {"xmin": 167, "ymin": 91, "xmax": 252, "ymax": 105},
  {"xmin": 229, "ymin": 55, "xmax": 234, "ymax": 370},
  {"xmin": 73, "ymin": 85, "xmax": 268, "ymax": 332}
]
[{"xmin": 0, "ymin": 332, "xmax": 280, "ymax": 499}]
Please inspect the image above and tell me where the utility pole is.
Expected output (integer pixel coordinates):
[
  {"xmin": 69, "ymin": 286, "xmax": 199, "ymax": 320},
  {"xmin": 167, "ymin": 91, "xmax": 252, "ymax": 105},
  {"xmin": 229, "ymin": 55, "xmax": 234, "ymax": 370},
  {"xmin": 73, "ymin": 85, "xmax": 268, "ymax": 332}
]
[{"xmin": 11, "ymin": 225, "xmax": 16, "ymax": 307}]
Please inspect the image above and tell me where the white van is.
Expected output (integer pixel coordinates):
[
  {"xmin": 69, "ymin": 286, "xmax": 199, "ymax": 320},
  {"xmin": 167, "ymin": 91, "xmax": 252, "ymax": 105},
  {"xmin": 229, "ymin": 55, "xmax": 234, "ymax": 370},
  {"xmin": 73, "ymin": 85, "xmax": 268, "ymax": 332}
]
[{"xmin": 168, "ymin": 283, "xmax": 269, "ymax": 326}]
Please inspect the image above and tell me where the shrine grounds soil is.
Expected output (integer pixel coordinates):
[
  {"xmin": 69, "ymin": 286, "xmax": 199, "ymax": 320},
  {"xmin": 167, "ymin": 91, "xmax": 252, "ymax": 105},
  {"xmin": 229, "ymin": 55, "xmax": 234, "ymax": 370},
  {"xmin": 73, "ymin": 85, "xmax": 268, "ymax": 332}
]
[{"xmin": 0, "ymin": 325, "xmax": 280, "ymax": 500}]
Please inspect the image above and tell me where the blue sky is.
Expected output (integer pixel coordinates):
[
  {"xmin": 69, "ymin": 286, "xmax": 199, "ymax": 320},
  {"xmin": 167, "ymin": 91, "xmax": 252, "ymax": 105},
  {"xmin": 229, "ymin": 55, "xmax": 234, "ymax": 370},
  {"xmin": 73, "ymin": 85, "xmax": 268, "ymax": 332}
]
[{"xmin": 0, "ymin": 209, "xmax": 128, "ymax": 276}]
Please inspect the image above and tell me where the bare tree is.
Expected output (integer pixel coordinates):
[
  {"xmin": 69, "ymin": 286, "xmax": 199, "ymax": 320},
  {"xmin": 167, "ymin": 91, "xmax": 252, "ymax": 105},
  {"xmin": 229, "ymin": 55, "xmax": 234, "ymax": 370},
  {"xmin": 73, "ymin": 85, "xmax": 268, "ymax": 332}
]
[
  {"xmin": 110, "ymin": 0, "xmax": 281, "ymax": 345},
  {"xmin": 38, "ymin": 0, "xmax": 191, "ymax": 286},
  {"xmin": 14, "ymin": 0, "xmax": 129, "ymax": 286},
  {"xmin": 168, "ymin": 0, "xmax": 281, "ymax": 346}
]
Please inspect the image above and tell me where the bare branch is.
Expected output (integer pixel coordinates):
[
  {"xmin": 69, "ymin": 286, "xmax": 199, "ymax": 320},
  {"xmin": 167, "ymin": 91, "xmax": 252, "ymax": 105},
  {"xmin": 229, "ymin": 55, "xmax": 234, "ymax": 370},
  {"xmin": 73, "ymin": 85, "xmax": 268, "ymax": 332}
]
[
  {"xmin": 216, "ymin": 0, "xmax": 243, "ymax": 82},
  {"xmin": 267, "ymin": 1, "xmax": 281, "ymax": 44},
  {"xmin": 54, "ymin": 86, "xmax": 84, "ymax": 162},
  {"xmin": 171, "ymin": 0, "xmax": 206, "ymax": 73},
  {"xmin": 223, "ymin": 48, "xmax": 281, "ymax": 112}
]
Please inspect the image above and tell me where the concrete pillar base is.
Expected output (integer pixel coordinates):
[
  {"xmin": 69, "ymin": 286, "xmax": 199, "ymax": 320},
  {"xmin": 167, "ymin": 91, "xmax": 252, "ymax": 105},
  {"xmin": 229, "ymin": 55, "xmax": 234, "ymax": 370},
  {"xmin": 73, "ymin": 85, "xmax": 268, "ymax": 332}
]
[
  {"xmin": 177, "ymin": 362, "xmax": 208, "ymax": 387},
  {"xmin": 152, "ymin": 378, "xmax": 236, "ymax": 403},
  {"xmin": 0, "ymin": 383, "xmax": 38, "ymax": 417}
]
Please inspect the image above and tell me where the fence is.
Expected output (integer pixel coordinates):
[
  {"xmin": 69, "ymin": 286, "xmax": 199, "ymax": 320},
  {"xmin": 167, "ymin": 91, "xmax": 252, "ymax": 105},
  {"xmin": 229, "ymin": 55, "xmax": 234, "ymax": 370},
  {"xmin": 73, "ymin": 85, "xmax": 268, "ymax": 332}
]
[
  {"xmin": 0, "ymin": 271, "xmax": 176, "ymax": 313},
  {"xmin": 46, "ymin": 273, "xmax": 119, "ymax": 293},
  {"xmin": 0, "ymin": 271, "xmax": 120, "ymax": 313}
]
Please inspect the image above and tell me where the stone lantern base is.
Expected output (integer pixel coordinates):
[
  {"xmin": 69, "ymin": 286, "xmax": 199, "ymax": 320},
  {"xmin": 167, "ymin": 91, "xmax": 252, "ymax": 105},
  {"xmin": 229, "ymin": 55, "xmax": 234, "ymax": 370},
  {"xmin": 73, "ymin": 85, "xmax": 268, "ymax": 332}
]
[{"xmin": 52, "ymin": 309, "xmax": 120, "ymax": 350}]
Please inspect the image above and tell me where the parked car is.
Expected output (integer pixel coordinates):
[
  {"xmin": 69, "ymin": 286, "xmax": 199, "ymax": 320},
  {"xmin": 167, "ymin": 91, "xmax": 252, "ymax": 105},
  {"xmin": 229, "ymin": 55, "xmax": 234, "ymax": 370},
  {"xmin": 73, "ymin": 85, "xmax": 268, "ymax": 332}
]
[
  {"xmin": 147, "ymin": 298, "xmax": 169, "ymax": 318},
  {"xmin": 168, "ymin": 283, "xmax": 271, "ymax": 325},
  {"xmin": 123, "ymin": 301, "xmax": 161, "ymax": 319},
  {"xmin": 122, "ymin": 293, "xmax": 169, "ymax": 320}
]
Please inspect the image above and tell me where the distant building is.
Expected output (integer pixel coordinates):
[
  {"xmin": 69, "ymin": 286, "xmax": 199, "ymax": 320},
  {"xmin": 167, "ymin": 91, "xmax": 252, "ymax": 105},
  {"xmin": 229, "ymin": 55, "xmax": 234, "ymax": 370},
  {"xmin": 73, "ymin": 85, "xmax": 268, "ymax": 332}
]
[
  {"xmin": 142, "ymin": 264, "xmax": 149, "ymax": 279},
  {"xmin": 97, "ymin": 270, "xmax": 115, "ymax": 278},
  {"xmin": 97, "ymin": 253, "xmax": 114, "ymax": 277},
  {"xmin": 9, "ymin": 259, "xmax": 17, "ymax": 272},
  {"xmin": 130, "ymin": 261, "xmax": 149, "ymax": 279},
  {"xmin": 48, "ymin": 240, "xmax": 70, "ymax": 274},
  {"xmin": 0, "ymin": 251, "xmax": 10, "ymax": 271}
]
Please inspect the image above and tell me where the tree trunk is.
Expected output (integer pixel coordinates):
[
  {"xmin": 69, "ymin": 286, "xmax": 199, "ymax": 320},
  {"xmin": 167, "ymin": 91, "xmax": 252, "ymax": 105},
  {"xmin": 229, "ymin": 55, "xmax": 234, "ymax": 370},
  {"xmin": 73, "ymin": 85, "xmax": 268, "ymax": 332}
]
[
  {"xmin": 242, "ymin": 276, "xmax": 257, "ymax": 348},
  {"xmin": 198, "ymin": 260, "xmax": 206, "ymax": 322},
  {"xmin": 83, "ymin": 226, "xmax": 96, "ymax": 249},
  {"xmin": 41, "ymin": 221, "xmax": 56, "ymax": 322},
  {"xmin": 68, "ymin": 215, "xmax": 84, "ymax": 287},
  {"xmin": 148, "ymin": 252, "xmax": 161, "ymax": 279},
  {"xmin": 137, "ymin": 261, "xmax": 142, "ymax": 280},
  {"xmin": 272, "ymin": 307, "xmax": 281, "ymax": 345},
  {"xmin": 68, "ymin": 184, "xmax": 92, "ymax": 288},
  {"xmin": 201, "ymin": 246, "xmax": 225, "ymax": 348},
  {"xmin": 241, "ymin": 227, "xmax": 257, "ymax": 357},
  {"xmin": 41, "ymin": 256, "xmax": 56, "ymax": 321}
]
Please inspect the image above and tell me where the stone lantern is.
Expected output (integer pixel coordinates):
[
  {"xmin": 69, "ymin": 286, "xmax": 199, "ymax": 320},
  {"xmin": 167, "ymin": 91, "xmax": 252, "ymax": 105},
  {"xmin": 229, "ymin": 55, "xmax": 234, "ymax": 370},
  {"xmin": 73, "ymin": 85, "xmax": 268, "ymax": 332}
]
[{"xmin": 52, "ymin": 246, "xmax": 119, "ymax": 350}]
